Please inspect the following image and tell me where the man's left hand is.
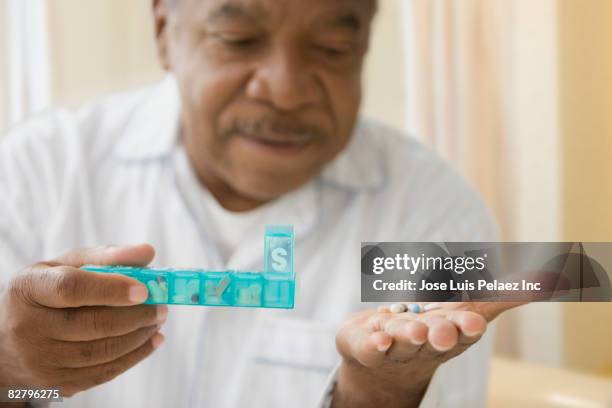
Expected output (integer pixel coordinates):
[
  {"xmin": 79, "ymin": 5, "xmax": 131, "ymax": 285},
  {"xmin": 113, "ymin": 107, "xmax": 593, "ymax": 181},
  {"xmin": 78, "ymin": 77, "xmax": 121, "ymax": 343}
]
[{"xmin": 333, "ymin": 302, "xmax": 524, "ymax": 408}]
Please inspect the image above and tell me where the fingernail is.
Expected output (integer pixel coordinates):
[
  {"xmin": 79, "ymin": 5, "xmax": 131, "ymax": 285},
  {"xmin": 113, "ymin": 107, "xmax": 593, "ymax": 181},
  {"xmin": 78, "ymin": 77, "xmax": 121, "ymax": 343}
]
[
  {"xmin": 129, "ymin": 285, "xmax": 148, "ymax": 303},
  {"xmin": 377, "ymin": 342, "xmax": 391, "ymax": 352},
  {"xmin": 151, "ymin": 333, "xmax": 165, "ymax": 350},
  {"xmin": 412, "ymin": 337, "xmax": 427, "ymax": 346},
  {"xmin": 156, "ymin": 305, "xmax": 168, "ymax": 323}
]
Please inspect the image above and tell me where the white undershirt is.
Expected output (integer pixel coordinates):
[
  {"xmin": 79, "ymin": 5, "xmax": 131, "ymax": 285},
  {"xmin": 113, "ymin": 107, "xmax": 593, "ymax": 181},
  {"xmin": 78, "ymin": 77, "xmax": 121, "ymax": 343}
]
[{"xmin": 172, "ymin": 144, "xmax": 273, "ymax": 265}]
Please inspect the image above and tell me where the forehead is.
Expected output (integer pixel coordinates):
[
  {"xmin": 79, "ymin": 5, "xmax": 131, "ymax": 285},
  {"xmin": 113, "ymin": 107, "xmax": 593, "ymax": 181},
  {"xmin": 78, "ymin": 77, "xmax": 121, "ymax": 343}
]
[{"xmin": 179, "ymin": 0, "xmax": 375, "ymax": 30}]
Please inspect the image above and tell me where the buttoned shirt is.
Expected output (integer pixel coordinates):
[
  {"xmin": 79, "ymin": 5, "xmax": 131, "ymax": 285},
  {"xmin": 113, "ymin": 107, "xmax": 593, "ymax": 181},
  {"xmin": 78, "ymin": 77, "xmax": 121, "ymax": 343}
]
[{"xmin": 0, "ymin": 76, "xmax": 497, "ymax": 408}]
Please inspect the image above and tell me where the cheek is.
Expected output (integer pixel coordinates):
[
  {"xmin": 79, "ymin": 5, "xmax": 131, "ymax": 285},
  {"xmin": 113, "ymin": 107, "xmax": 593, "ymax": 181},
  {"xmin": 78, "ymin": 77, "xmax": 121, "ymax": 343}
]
[
  {"xmin": 185, "ymin": 71, "xmax": 247, "ymax": 125},
  {"xmin": 171, "ymin": 37, "xmax": 251, "ymax": 133},
  {"xmin": 323, "ymin": 73, "xmax": 363, "ymax": 146},
  {"xmin": 177, "ymin": 68, "xmax": 252, "ymax": 157}
]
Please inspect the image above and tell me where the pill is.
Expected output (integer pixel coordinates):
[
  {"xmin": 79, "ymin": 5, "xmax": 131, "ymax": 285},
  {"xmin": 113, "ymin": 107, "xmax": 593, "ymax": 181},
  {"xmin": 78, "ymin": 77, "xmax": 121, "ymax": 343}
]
[
  {"xmin": 408, "ymin": 303, "xmax": 422, "ymax": 314},
  {"xmin": 214, "ymin": 276, "xmax": 231, "ymax": 297},
  {"xmin": 159, "ymin": 281, "xmax": 168, "ymax": 292},
  {"xmin": 186, "ymin": 280, "xmax": 199, "ymax": 303},
  {"xmin": 147, "ymin": 280, "xmax": 166, "ymax": 303},
  {"xmin": 424, "ymin": 303, "xmax": 441, "ymax": 312},
  {"xmin": 377, "ymin": 305, "xmax": 390, "ymax": 313},
  {"xmin": 389, "ymin": 303, "xmax": 407, "ymax": 313}
]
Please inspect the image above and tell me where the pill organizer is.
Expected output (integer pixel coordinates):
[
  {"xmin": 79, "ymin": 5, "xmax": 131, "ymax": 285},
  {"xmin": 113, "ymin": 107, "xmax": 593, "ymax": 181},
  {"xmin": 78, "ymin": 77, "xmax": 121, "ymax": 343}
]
[{"xmin": 82, "ymin": 225, "xmax": 295, "ymax": 309}]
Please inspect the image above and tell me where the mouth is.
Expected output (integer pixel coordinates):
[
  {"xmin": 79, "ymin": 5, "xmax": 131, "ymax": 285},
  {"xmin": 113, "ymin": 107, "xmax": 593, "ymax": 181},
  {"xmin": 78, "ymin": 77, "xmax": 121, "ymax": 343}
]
[{"xmin": 238, "ymin": 133, "xmax": 313, "ymax": 155}]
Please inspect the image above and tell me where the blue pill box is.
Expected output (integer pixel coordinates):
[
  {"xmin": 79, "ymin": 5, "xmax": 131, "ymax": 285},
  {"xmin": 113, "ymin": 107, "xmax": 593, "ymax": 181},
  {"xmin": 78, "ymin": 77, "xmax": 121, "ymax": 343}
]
[{"xmin": 82, "ymin": 225, "xmax": 295, "ymax": 309}]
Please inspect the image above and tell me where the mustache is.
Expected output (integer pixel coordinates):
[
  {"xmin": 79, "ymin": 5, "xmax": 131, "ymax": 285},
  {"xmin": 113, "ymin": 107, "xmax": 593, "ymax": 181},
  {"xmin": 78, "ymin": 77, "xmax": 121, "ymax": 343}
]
[{"xmin": 220, "ymin": 116, "xmax": 327, "ymax": 140}]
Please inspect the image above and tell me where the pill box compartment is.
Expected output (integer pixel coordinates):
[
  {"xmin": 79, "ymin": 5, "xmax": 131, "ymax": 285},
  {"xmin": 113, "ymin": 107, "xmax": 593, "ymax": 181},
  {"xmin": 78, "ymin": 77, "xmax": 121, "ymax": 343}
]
[
  {"xmin": 233, "ymin": 272, "xmax": 264, "ymax": 307},
  {"xmin": 138, "ymin": 269, "xmax": 169, "ymax": 304},
  {"xmin": 170, "ymin": 270, "xmax": 201, "ymax": 305},
  {"xmin": 262, "ymin": 272, "xmax": 295, "ymax": 308},
  {"xmin": 201, "ymin": 271, "xmax": 234, "ymax": 306}
]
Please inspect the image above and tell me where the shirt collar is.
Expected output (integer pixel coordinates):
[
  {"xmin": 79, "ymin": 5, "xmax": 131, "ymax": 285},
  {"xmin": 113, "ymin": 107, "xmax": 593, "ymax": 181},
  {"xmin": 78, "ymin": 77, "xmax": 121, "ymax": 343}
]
[
  {"xmin": 319, "ymin": 120, "xmax": 387, "ymax": 192},
  {"xmin": 113, "ymin": 74, "xmax": 181, "ymax": 161},
  {"xmin": 114, "ymin": 75, "xmax": 386, "ymax": 191}
]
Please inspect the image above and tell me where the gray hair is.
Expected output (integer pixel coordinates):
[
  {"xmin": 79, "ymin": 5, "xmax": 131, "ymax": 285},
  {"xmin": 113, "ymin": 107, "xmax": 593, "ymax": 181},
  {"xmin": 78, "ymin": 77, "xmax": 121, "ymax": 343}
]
[{"xmin": 164, "ymin": 0, "xmax": 377, "ymax": 17}]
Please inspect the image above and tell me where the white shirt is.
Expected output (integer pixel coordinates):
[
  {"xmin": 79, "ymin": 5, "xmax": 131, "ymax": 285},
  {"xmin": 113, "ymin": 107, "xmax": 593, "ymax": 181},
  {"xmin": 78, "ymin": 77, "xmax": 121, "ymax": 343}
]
[{"xmin": 0, "ymin": 76, "xmax": 498, "ymax": 408}]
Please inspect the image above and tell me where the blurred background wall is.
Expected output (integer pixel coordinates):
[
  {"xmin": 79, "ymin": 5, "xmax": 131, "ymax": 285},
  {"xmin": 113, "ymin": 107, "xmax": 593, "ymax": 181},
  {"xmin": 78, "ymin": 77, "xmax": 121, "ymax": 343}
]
[
  {"xmin": 0, "ymin": 0, "xmax": 611, "ymax": 383},
  {"xmin": 0, "ymin": 2, "xmax": 6, "ymax": 130},
  {"xmin": 557, "ymin": 0, "xmax": 612, "ymax": 376}
]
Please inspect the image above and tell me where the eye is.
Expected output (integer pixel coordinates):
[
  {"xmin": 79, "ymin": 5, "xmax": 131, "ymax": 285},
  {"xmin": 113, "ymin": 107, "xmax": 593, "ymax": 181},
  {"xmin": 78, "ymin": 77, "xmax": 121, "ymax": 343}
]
[
  {"xmin": 316, "ymin": 43, "xmax": 353, "ymax": 58},
  {"xmin": 226, "ymin": 37, "xmax": 259, "ymax": 47},
  {"xmin": 215, "ymin": 33, "xmax": 261, "ymax": 49}
]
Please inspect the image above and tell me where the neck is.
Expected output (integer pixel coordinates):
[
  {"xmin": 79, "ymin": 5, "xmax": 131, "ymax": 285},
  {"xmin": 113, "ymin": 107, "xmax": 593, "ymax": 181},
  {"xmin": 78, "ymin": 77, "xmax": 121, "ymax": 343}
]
[
  {"xmin": 183, "ymin": 149, "xmax": 269, "ymax": 213},
  {"xmin": 199, "ymin": 172, "xmax": 269, "ymax": 212}
]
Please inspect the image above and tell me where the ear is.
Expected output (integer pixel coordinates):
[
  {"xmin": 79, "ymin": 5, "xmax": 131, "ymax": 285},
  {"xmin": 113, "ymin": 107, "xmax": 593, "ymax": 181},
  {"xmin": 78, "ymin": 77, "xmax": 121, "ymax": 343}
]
[{"xmin": 153, "ymin": 0, "xmax": 172, "ymax": 70}]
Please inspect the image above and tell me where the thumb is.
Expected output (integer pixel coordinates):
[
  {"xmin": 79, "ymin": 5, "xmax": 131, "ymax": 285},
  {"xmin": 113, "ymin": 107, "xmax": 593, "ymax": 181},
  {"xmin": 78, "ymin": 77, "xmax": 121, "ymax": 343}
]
[{"xmin": 52, "ymin": 244, "xmax": 156, "ymax": 268}]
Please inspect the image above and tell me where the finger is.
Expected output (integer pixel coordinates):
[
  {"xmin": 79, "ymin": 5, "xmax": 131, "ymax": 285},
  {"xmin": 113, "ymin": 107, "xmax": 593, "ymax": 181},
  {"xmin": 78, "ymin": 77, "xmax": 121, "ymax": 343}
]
[
  {"xmin": 52, "ymin": 244, "xmax": 155, "ymax": 268},
  {"xmin": 444, "ymin": 311, "xmax": 487, "ymax": 345},
  {"xmin": 410, "ymin": 302, "xmax": 527, "ymax": 322},
  {"xmin": 472, "ymin": 302, "xmax": 526, "ymax": 321},
  {"xmin": 16, "ymin": 265, "xmax": 149, "ymax": 308},
  {"xmin": 355, "ymin": 331, "xmax": 393, "ymax": 368},
  {"xmin": 43, "ymin": 305, "xmax": 167, "ymax": 341},
  {"xmin": 50, "ymin": 325, "xmax": 161, "ymax": 368},
  {"xmin": 384, "ymin": 318, "xmax": 428, "ymax": 362},
  {"xmin": 337, "ymin": 320, "xmax": 392, "ymax": 368},
  {"xmin": 64, "ymin": 333, "xmax": 164, "ymax": 396},
  {"xmin": 418, "ymin": 315, "xmax": 459, "ymax": 352}
]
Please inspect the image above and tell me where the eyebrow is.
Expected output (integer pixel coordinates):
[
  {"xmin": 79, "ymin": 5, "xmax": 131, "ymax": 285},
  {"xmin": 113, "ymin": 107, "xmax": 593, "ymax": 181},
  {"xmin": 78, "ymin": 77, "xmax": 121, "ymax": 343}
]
[
  {"xmin": 331, "ymin": 12, "xmax": 363, "ymax": 33},
  {"xmin": 207, "ymin": 2, "xmax": 267, "ymax": 23}
]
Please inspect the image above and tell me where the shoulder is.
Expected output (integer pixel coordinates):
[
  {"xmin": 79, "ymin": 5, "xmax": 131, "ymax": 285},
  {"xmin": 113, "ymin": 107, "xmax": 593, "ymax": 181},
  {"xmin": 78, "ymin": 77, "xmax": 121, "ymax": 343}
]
[
  {"xmin": 329, "ymin": 118, "xmax": 499, "ymax": 241},
  {"xmin": 0, "ymin": 83, "xmax": 157, "ymax": 167},
  {"xmin": 0, "ymin": 81, "xmax": 168, "ymax": 226}
]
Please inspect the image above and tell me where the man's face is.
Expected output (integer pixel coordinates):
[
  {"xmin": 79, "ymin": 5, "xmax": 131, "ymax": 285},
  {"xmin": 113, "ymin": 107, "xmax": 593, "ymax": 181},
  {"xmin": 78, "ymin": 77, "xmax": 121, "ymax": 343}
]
[{"xmin": 157, "ymin": 0, "xmax": 374, "ymax": 205}]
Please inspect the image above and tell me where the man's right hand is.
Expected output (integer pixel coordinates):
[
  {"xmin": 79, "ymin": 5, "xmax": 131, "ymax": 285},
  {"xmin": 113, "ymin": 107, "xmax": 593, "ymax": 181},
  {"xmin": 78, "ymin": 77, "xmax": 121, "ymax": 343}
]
[{"xmin": 0, "ymin": 245, "xmax": 167, "ymax": 397}]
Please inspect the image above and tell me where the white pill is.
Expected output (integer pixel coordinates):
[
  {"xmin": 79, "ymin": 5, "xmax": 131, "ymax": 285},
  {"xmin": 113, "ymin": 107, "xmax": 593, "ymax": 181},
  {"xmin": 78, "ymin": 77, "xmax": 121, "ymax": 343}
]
[
  {"xmin": 389, "ymin": 303, "xmax": 407, "ymax": 313},
  {"xmin": 424, "ymin": 303, "xmax": 441, "ymax": 312}
]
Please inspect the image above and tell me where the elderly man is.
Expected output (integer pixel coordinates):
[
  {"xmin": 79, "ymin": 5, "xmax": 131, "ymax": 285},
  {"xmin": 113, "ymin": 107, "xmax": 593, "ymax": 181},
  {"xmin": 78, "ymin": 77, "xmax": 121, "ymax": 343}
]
[{"xmin": 0, "ymin": 0, "xmax": 515, "ymax": 407}]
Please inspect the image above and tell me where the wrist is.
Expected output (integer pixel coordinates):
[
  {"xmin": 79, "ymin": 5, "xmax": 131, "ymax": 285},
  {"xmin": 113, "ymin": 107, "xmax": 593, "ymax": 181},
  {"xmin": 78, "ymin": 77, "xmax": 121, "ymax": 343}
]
[{"xmin": 331, "ymin": 359, "xmax": 432, "ymax": 408}]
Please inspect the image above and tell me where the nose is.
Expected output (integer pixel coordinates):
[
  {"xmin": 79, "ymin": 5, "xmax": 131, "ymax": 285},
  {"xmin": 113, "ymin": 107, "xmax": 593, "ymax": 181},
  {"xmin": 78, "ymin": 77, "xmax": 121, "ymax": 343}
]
[{"xmin": 246, "ymin": 46, "xmax": 323, "ymax": 111}]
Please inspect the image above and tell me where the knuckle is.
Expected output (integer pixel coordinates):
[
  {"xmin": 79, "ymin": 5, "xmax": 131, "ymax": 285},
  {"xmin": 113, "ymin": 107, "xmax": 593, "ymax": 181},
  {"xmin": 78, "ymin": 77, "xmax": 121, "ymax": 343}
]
[
  {"xmin": 92, "ymin": 364, "xmax": 122, "ymax": 386},
  {"xmin": 103, "ymin": 364, "xmax": 122, "ymax": 380},
  {"xmin": 9, "ymin": 268, "xmax": 41, "ymax": 307},
  {"xmin": 91, "ymin": 308, "xmax": 114, "ymax": 335},
  {"xmin": 54, "ymin": 268, "xmax": 81, "ymax": 303},
  {"xmin": 8, "ymin": 317, "xmax": 29, "ymax": 340},
  {"xmin": 102, "ymin": 337, "xmax": 118, "ymax": 360},
  {"xmin": 79, "ymin": 342, "xmax": 95, "ymax": 361},
  {"xmin": 144, "ymin": 305, "xmax": 159, "ymax": 322},
  {"xmin": 43, "ymin": 347, "xmax": 67, "ymax": 368},
  {"xmin": 99, "ymin": 279, "xmax": 125, "ymax": 303},
  {"xmin": 62, "ymin": 308, "xmax": 79, "ymax": 322}
]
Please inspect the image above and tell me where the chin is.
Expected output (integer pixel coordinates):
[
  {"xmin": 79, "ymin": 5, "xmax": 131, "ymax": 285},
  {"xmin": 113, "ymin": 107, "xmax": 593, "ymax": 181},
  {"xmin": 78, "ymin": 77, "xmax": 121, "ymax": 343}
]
[{"xmin": 234, "ymin": 172, "xmax": 313, "ymax": 202}]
